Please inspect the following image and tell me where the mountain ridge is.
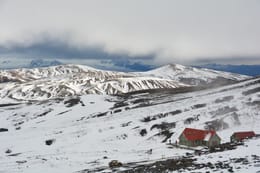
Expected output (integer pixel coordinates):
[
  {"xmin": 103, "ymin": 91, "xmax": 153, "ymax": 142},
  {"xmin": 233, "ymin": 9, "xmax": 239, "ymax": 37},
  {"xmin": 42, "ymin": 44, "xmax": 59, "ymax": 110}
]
[{"xmin": 0, "ymin": 63, "xmax": 250, "ymax": 101}]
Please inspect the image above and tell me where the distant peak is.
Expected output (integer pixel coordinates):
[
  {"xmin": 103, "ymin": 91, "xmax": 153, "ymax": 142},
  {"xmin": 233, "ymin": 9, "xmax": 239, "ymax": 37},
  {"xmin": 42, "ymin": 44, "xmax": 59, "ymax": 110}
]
[
  {"xmin": 167, "ymin": 64, "xmax": 186, "ymax": 69},
  {"xmin": 155, "ymin": 63, "xmax": 187, "ymax": 71}
]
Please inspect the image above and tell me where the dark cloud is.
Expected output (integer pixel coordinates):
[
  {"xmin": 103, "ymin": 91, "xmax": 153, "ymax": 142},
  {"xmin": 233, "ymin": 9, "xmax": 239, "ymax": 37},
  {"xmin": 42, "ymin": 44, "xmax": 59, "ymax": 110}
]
[
  {"xmin": 1, "ymin": 0, "xmax": 260, "ymax": 69},
  {"xmin": 0, "ymin": 33, "xmax": 157, "ymax": 71},
  {"xmin": 0, "ymin": 33, "xmax": 156, "ymax": 61}
]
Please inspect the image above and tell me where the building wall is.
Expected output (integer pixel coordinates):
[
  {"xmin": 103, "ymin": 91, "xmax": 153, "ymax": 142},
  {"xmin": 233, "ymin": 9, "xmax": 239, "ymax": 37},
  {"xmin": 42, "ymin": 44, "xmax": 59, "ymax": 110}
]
[
  {"xmin": 179, "ymin": 134, "xmax": 189, "ymax": 146},
  {"xmin": 208, "ymin": 134, "xmax": 221, "ymax": 147},
  {"xmin": 179, "ymin": 134, "xmax": 195, "ymax": 147},
  {"xmin": 179, "ymin": 133, "xmax": 221, "ymax": 148},
  {"xmin": 230, "ymin": 135, "xmax": 236, "ymax": 142},
  {"xmin": 179, "ymin": 134, "xmax": 204, "ymax": 147},
  {"xmin": 230, "ymin": 133, "xmax": 255, "ymax": 142}
]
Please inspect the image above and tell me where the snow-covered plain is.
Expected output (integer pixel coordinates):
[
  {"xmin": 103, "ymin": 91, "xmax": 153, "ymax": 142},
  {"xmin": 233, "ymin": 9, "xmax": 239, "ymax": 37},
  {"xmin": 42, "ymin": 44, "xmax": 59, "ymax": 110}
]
[{"xmin": 0, "ymin": 76, "xmax": 260, "ymax": 173}]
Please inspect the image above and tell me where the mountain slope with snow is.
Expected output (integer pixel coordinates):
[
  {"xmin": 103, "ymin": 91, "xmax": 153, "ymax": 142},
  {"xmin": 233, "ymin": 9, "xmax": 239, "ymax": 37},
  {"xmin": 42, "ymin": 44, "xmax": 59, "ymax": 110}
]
[
  {"xmin": 140, "ymin": 64, "xmax": 249, "ymax": 85},
  {"xmin": 0, "ymin": 65, "xmax": 187, "ymax": 100},
  {"xmin": 0, "ymin": 77, "xmax": 260, "ymax": 172},
  {"xmin": 0, "ymin": 64, "xmax": 249, "ymax": 100}
]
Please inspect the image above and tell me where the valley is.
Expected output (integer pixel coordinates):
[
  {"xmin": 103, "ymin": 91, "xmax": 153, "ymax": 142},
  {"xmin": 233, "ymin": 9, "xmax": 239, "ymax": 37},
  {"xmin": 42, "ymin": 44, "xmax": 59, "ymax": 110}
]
[{"xmin": 0, "ymin": 65, "xmax": 259, "ymax": 172}]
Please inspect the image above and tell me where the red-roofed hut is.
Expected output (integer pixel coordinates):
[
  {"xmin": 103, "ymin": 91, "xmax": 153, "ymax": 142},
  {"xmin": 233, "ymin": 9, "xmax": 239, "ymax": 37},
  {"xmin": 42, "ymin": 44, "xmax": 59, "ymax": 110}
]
[
  {"xmin": 230, "ymin": 131, "xmax": 255, "ymax": 142},
  {"xmin": 179, "ymin": 128, "xmax": 221, "ymax": 147}
]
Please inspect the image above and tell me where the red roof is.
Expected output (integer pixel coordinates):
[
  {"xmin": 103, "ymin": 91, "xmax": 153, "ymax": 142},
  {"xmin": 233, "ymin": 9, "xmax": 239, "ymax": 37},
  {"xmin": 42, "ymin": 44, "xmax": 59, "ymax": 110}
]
[
  {"xmin": 182, "ymin": 128, "xmax": 217, "ymax": 141},
  {"xmin": 232, "ymin": 131, "xmax": 255, "ymax": 140}
]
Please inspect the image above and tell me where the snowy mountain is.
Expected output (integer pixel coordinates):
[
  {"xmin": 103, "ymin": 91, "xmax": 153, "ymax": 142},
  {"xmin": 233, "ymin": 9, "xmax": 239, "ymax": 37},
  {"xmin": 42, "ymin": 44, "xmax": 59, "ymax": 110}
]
[
  {"xmin": 0, "ymin": 64, "xmax": 249, "ymax": 100},
  {"xmin": 140, "ymin": 64, "xmax": 248, "ymax": 86},
  {"xmin": 0, "ymin": 76, "xmax": 260, "ymax": 172}
]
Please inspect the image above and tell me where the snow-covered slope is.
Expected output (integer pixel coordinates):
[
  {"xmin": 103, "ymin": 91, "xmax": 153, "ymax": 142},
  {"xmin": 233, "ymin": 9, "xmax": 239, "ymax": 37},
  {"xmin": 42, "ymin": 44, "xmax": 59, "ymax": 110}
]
[
  {"xmin": 0, "ymin": 64, "xmax": 249, "ymax": 100},
  {"xmin": 0, "ymin": 64, "xmax": 126, "ymax": 82},
  {"xmin": 0, "ymin": 77, "xmax": 260, "ymax": 172},
  {"xmin": 140, "ymin": 64, "xmax": 249, "ymax": 85},
  {"xmin": 0, "ymin": 65, "xmax": 187, "ymax": 100}
]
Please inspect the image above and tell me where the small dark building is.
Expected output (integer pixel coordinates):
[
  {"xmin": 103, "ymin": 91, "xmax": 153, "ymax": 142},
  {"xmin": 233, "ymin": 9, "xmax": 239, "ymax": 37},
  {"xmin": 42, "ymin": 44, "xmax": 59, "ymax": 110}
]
[
  {"xmin": 230, "ymin": 131, "xmax": 256, "ymax": 142},
  {"xmin": 179, "ymin": 128, "xmax": 221, "ymax": 148}
]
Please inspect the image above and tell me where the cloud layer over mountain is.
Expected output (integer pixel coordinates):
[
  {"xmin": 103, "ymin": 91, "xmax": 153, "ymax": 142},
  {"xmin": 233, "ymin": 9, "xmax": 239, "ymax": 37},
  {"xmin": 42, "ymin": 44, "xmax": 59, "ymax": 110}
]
[{"xmin": 0, "ymin": 0, "xmax": 260, "ymax": 67}]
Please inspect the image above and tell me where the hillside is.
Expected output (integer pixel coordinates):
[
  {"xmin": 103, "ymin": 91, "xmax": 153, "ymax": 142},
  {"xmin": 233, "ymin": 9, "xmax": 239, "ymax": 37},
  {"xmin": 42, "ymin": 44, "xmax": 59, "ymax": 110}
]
[
  {"xmin": 140, "ymin": 64, "xmax": 248, "ymax": 85},
  {"xmin": 0, "ymin": 76, "xmax": 260, "ymax": 172},
  {"xmin": 0, "ymin": 64, "xmax": 249, "ymax": 100}
]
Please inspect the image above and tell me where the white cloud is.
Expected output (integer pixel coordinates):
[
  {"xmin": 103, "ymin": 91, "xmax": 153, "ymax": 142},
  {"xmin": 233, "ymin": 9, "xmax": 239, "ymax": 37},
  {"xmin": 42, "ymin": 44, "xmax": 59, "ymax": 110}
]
[{"xmin": 0, "ymin": 0, "xmax": 260, "ymax": 64}]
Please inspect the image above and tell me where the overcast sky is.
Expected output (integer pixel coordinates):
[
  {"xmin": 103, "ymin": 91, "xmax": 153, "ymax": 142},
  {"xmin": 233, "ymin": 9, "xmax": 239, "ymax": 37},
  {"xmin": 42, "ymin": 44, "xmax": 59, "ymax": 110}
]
[{"xmin": 0, "ymin": 0, "xmax": 260, "ymax": 69}]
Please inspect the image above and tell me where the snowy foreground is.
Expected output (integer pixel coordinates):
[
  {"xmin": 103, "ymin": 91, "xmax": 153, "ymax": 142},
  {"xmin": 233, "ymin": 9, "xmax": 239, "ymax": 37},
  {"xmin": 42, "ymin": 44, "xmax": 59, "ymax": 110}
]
[{"xmin": 0, "ymin": 77, "xmax": 260, "ymax": 172}]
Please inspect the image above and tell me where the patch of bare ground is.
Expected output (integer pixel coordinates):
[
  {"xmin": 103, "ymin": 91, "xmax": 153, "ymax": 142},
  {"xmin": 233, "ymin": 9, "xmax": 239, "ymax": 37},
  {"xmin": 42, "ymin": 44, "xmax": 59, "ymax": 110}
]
[
  {"xmin": 243, "ymin": 87, "xmax": 260, "ymax": 95},
  {"xmin": 192, "ymin": 103, "xmax": 207, "ymax": 109},
  {"xmin": 141, "ymin": 110, "xmax": 182, "ymax": 123},
  {"xmin": 184, "ymin": 114, "xmax": 200, "ymax": 125},
  {"xmin": 64, "ymin": 97, "xmax": 85, "ymax": 107},
  {"xmin": 210, "ymin": 106, "xmax": 238, "ymax": 117},
  {"xmin": 204, "ymin": 119, "xmax": 229, "ymax": 131},
  {"xmin": 246, "ymin": 101, "xmax": 260, "ymax": 107},
  {"xmin": 152, "ymin": 130, "xmax": 174, "ymax": 143},
  {"xmin": 215, "ymin": 96, "xmax": 234, "ymax": 103},
  {"xmin": 0, "ymin": 103, "xmax": 21, "ymax": 107},
  {"xmin": 150, "ymin": 122, "xmax": 176, "ymax": 131}
]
